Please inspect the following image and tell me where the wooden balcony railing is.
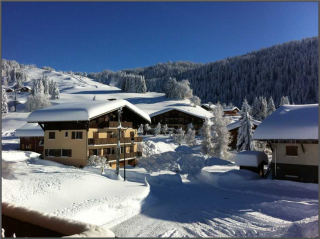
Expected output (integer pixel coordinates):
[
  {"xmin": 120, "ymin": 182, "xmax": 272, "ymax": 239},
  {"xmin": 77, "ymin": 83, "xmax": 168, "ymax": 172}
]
[
  {"xmin": 88, "ymin": 137, "xmax": 142, "ymax": 145},
  {"xmin": 108, "ymin": 121, "xmax": 133, "ymax": 128},
  {"xmin": 104, "ymin": 152, "xmax": 142, "ymax": 161}
]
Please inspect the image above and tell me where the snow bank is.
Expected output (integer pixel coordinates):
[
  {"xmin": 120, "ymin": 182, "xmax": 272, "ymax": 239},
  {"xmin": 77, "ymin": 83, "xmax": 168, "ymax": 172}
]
[
  {"xmin": 142, "ymin": 137, "xmax": 177, "ymax": 157},
  {"xmin": 27, "ymin": 100, "xmax": 151, "ymax": 123},
  {"xmin": 2, "ymin": 151, "xmax": 40, "ymax": 162},
  {"xmin": 2, "ymin": 202, "xmax": 115, "ymax": 237},
  {"xmin": 235, "ymin": 151, "xmax": 268, "ymax": 167}
]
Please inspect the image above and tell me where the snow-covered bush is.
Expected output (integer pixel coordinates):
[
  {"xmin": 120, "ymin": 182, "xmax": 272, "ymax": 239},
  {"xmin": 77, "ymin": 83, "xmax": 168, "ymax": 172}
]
[
  {"xmin": 25, "ymin": 93, "xmax": 51, "ymax": 112},
  {"xmin": 138, "ymin": 124, "xmax": 144, "ymax": 135},
  {"xmin": 173, "ymin": 127, "xmax": 185, "ymax": 145},
  {"xmin": 162, "ymin": 124, "xmax": 168, "ymax": 135},
  {"xmin": 185, "ymin": 129, "xmax": 196, "ymax": 146},
  {"xmin": 87, "ymin": 155, "xmax": 109, "ymax": 174},
  {"xmin": 154, "ymin": 122, "xmax": 161, "ymax": 136}
]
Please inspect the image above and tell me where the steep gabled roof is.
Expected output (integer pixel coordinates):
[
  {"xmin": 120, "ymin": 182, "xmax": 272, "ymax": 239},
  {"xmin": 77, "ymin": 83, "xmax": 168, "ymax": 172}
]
[
  {"xmin": 15, "ymin": 123, "xmax": 44, "ymax": 137},
  {"xmin": 149, "ymin": 106, "xmax": 213, "ymax": 120},
  {"xmin": 227, "ymin": 119, "xmax": 261, "ymax": 131},
  {"xmin": 223, "ymin": 107, "xmax": 240, "ymax": 112},
  {"xmin": 27, "ymin": 100, "xmax": 151, "ymax": 123},
  {"xmin": 253, "ymin": 104, "xmax": 318, "ymax": 140}
]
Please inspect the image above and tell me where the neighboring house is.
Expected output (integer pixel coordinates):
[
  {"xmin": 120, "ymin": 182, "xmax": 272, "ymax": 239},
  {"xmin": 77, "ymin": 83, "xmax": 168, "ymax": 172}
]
[
  {"xmin": 253, "ymin": 104, "xmax": 318, "ymax": 183},
  {"xmin": 5, "ymin": 88, "xmax": 13, "ymax": 93},
  {"xmin": 150, "ymin": 106, "xmax": 212, "ymax": 132},
  {"xmin": 27, "ymin": 100, "xmax": 151, "ymax": 168},
  {"xmin": 227, "ymin": 119, "xmax": 261, "ymax": 148},
  {"xmin": 223, "ymin": 107, "xmax": 240, "ymax": 116},
  {"xmin": 20, "ymin": 86, "xmax": 32, "ymax": 92},
  {"xmin": 15, "ymin": 123, "xmax": 44, "ymax": 155}
]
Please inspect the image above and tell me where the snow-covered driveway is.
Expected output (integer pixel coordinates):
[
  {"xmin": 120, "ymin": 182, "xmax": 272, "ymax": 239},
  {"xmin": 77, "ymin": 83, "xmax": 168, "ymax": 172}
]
[{"xmin": 111, "ymin": 174, "xmax": 318, "ymax": 238}]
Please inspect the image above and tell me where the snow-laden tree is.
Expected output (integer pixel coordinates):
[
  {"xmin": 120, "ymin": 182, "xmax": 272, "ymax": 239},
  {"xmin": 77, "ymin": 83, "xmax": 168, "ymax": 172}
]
[
  {"xmin": 174, "ymin": 127, "xmax": 185, "ymax": 145},
  {"xmin": 240, "ymin": 98, "xmax": 251, "ymax": 118},
  {"xmin": 120, "ymin": 74, "xmax": 147, "ymax": 93},
  {"xmin": 42, "ymin": 75, "xmax": 50, "ymax": 96},
  {"xmin": 257, "ymin": 96, "xmax": 268, "ymax": 121},
  {"xmin": 87, "ymin": 155, "xmax": 109, "ymax": 174},
  {"xmin": 165, "ymin": 77, "xmax": 178, "ymax": 99},
  {"xmin": 31, "ymin": 78, "xmax": 45, "ymax": 95},
  {"xmin": 138, "ymin": 124, "xmax": 144, "ymax": 135},
  {"xmin": 279, "ymin": 96, "xmax": 290, "ymax": 107},
  {"xmin": 251, "ymin": 97, "xmax": 260, "ymax": 120},
  {"xmin": 2, "ymin": 89, "xmax": 8, "ymax": 113},
  {"xmin": 25, "ymin": 93, "xmax": 51, "ymax": 112},
  {"xmin": 185, "ymin": 129, "xmax": 196, "ymax": 146},
  {"xmin": 154, "ymin": 122, "xmax": 161, "ymax": 136},
  {"xmin": 201, "ymin": 117, "xmax": 214, "ymax": 156},
  {"xmin": 15, "ymin": 78, "xmax": 23, "ymax": 89},
  {"xmin": 144, "ymin": 124, "xmax": 151, "ymax": 135},
  {"xmin": 190, "ymin": 95, "xmax": 201, "ymax": 107},
  {"xmin": 165, "ymin": 78, "xmax": 193, "ymax": 100},
  {"xmin": 162, "ymin": 124, "xmax": 168, "ymax": 135},
  {"xmin": 93, "ymin": 95, "xmax": 96, "ymax": 101},
  {"xmin": 51, "ymin": 82, "xmax": 60, "ymax": 99},
  {"xmin": 211, "ymin": 103, "xmax": 230, "ymax": 159},
  {"xmin": 267, "ymin": 97, "xmax": 276, "ymax": 116},
  {"xmin": 237, "ymin": 112, "xmax": 254, "ymax": 152}
]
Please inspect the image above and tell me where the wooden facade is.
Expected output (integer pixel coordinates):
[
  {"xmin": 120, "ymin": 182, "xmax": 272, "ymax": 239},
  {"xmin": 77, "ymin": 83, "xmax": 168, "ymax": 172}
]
[
  {"xmin": 150, "ymin": 109, "xmax": 205, "ymax": 132},
  {"xmin": 20, "ymin": 136, "xmax": 44, "ymax": 155},
  {"xmin": 223, "ymin": 108, "xmax": 240, "ymax": 116},
  {"xmin": 41, "ymin": 106, "xmax": 148, "ymax": 168}
]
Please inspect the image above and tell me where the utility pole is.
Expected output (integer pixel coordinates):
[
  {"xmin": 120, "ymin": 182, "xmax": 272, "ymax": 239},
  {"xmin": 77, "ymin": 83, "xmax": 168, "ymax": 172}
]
[{"xmin": 116, "ymin": 107, "xmax": 122, "ymax": 175}]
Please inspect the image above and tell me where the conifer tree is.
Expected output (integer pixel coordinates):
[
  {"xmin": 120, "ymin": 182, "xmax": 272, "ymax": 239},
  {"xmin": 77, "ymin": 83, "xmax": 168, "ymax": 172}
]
[
  {"xmin": 2, "ymin": 89, "xmax": 8, "ymax": 113},
  {"xmin": 237, "ymin": 112, "xmax": 254, "ymax": 151},
  {"xmin": 267, "ymin": 97, "xmax": 276, "ymax": 116},
  {"xmin": 186, "ymin": 129, "xmax": 196, "ymax": 146},
  {"xmin": 154, "ymin": 122, "xmax": 161, "ymax": 136},
  {"xmin": 201, "ymin": 118, "xmax": 214, "ymax": 156}
]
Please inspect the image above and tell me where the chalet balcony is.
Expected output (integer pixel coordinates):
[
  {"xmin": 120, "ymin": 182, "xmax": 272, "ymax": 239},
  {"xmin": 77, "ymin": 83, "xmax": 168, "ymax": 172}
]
[
  {"xmin": 98, "ymin": 121, "xmax": 133, "ymax": 128},
  {"xmin": 104, "ymin": 152, "xmax": 143, "ymax": 161},
  {"xmin": 88, "ymin": 137, "xmax": 143, "ymax": 145}
]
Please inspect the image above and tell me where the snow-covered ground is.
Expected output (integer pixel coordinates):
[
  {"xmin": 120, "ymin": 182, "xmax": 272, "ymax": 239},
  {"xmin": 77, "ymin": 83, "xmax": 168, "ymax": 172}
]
[{"xmin": 2, "ymin": 67, "xmax": 318, "ymax": 237}]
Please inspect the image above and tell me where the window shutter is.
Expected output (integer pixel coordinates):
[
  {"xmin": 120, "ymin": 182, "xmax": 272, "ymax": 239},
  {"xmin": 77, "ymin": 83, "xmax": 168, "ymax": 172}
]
[
  {"xmin": 72, "ymin": 132, "xmax": 75, "ymax": 139},
  {"xmin": 45, "ymin": 149, "xmax": 48, "ymax": 156},
  {"xmin": 68, "ymin": 149, "xmax": 72, "ymax": 157}
]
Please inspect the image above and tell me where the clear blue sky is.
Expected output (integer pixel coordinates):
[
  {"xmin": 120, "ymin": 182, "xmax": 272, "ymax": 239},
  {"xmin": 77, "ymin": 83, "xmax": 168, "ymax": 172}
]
[{"xmin": 2, "ymin": 2, "xmax": 318, "ymax": 72}]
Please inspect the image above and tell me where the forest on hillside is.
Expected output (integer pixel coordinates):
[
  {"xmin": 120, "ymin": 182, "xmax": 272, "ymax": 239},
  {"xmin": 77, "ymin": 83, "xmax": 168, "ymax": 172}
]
[{"xmin": 2, "ymin": 37, "xmax": 318, "ymax": 107}]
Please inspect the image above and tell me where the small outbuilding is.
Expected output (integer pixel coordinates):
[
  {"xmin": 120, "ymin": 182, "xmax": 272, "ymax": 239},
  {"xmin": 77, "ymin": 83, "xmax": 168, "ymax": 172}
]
[
  {"xmin": 223, "ymin": 107, "xmax": 240, "ymax": 116},
  {"xmin": 235, "ymin": 151, "xmax": 268, "ymax": 177},
  {"xmin": 20, "ymin": 86, "xmax": 32, "ymax": 92}
]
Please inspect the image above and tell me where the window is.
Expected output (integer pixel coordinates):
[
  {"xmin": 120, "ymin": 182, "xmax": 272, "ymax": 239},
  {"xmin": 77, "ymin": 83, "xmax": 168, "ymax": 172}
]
[
  {"xmin": 104, "ymin": 148, "xmax": 111, "ymax": 155},
  {"xmin": 49, "ymin": 132, "xmax": 55, "ymax": 140},
  {"xmin": 130, "ymin": 146, "xmax": 134, "ymax": 153},
  {"xmin": 65, "ymin": 132, "xmax": 68, "ymax": 138},
  {"xmin": 72, "ymin": 131, "xmax": 83, "ymax": 139},
  {"xmin": 62, "ymin": 149, "xmax": 72, "ymax": 157},
  {"xmin": 48, "ymin": 149, "xmax": 55, "ymax": 156},
  {"xmin": 286, "ymin": 146, "xmax": 298, "ymax": 156}
]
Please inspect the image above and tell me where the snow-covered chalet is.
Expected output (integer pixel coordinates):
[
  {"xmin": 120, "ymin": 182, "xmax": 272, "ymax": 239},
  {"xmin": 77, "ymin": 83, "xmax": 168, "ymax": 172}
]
[
  {"xmin": 27, "ymin": 100, "xmax": 151, "ymax": 168},
  {"xmin": 253, "ymin": 104, "xmax": 318, "ymax": 183}
]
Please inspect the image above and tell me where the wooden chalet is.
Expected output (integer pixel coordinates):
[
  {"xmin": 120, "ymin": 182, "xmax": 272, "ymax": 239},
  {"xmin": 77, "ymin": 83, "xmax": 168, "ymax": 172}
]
[
  {"xmin": 15, "ymin": 123, "xmax": 44, "ymax": 155},
  {"xmin": 27, "ymin": 100, "xmax": 151, "ymax": 168},
  {"xmin": 253, "ymin": 104, "xmax": 318, "ymax": 183},
  {"xmin": 149, "ymin": 106, "xmax": 213, "ymax": 133},
  {"xmin": 223, "ymin": 107, "xmax": 240, "ymax": 116},
  {"xmin": 227, "ymin": 119, "xmax": 261, "ymax": 148}
]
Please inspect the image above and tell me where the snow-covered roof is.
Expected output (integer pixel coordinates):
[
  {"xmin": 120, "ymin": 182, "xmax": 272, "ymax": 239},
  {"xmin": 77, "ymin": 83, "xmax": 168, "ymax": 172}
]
[
  {"xmin": 27, "ymin": 100, "xmax": 151, "ymax": 123},
  {"xmin": 223, "ymin": 107, "xmax": 240, "ymax": 112},
  {"xmin": 227, "ymin": 119, "xmax": 261, "ymax": 131},
  {"xmin": 253, "ymin": 104, "xmax": 318, "ymax": 140},
  {"xmin": 15, "ymin": 123, "xmax": 44, "ymax": 137},
  {"xmin": 149, "ymin": 106, "xmax": 213, "ymax": 119},
  {"xmin": 235, "ymin": 151, "xmax": 268, "ymax": 167},
  {"xmin": 201, "ymin": 104, "xmax": 216, "ymax": 110}
]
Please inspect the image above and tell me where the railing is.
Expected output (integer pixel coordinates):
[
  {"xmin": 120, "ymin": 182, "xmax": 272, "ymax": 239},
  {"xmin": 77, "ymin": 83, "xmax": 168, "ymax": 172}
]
[
  {"xmin": 108, "ymin": 121, "xmax": 133, "ymax": 128},
  {"xmin": 105, "ymin": 152, "xmax": 142, "ymax": 161},
  {"xmin": 88, "ymin": 137, "xmax": 142, "ymax": 145}
]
